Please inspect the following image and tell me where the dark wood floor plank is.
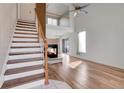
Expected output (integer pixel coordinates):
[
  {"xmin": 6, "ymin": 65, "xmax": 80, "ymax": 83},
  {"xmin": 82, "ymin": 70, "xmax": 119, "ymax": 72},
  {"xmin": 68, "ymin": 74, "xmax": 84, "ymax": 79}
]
[
  {"xmin": 11, "ymin": 46, "xmax": 40, "ymax": 48},
  {"xmin": 9, "ymin": 51, "xmax": 42, "ymax": 56},
  {"xmin": 48, "ymin": 56, "xmax": 124, "ymax": 89},
  {"xmin": 15, "ymin": 28, "xmax": 37, "ymax": 32},
  {"xmin": 1, "ymin": 73, "xmax": 44, "ymax": 89},
  {"xmin": 7, "ymin": 57, "xmax": 43, "ymax": 64},
  {"xmin": 5, "ymin": 65, "xmax": 44, "ymax": 75},
  {"xmin": 16, "ymin": 25, "xmax": 36, "ymax": 29},
  {"xmin": 17, "ymin": 21, "xmax": 35, "ymax": 24},
  {"xmin": 17, "ymin": 23, "xmax": 35, "ymax": 27},
  {"xmin": 14, "ymin": 32, "xmax": 38, "ymax": 35},
  {"xmin": 13, "ymin": 36, "xmax": 38, "ymax": 39},
  {"xmin": 12, "ymin": 41, "xmax": 38, "ymax": 43}
]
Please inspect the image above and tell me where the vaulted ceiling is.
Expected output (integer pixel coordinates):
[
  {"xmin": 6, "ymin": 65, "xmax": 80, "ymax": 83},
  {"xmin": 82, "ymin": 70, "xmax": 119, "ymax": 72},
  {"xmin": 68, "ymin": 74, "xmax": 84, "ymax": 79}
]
[
  {"xmin": 46, "ymin": 3, "xmax": 89, "ymax": 18},
  {"xmin": 46, "ymin": 3, "xmax": 70, "ymax": 18}
]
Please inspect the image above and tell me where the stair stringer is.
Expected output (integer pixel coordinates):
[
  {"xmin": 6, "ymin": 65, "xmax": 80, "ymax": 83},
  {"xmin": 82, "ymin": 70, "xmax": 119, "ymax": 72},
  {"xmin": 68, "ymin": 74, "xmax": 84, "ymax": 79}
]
[{"xmin": 0, "ymin": 22, "xmax": 17, "ymax": 88}]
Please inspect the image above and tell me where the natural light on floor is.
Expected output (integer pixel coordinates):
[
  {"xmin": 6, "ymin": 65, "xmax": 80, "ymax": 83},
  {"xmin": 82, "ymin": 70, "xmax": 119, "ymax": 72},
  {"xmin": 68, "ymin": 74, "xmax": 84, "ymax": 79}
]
[
  {"xmin": 78, "ymin": 31, "xmax": 86, "ymax": 53},
  {"xmin": 68, "ymin": 61, "xmax": 82, "ymax": 68}
]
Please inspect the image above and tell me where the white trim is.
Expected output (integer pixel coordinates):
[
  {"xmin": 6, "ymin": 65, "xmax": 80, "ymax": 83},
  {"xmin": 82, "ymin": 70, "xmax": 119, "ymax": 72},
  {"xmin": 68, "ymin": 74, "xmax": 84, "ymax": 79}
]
[
  {"xmin": 13, "ymin": 38, "xmax": 38, "ymax": 41},
  {"xmin": 0, "ymin": 19, "xmax": 17, "ymax": 88},
  {"xmin": 12, "ymin": 43, "xmax": 40, "ymax": 47},
  {"xmin": 10, "ymin": 48, "xmax": 41, "ymax": 53},
  {"xmin": 17, "ymin": 24, "xmax": 35, "ymax": 28},
  {"xmin": 0, "ymin": 75, "xmax": 4, "ymax": 88},
  {"xmin": 15, "ymin": 30, "xmax": 37, "ymax": 33},
  {"xmin": 13, "ymin": 34, "xmax": 37, "ymax": 37},
  {"xmin": 9, "ymin": 53, "xmax": 42, "ymax": 60},
  {"xmin": 7, "ymin": 61, "xmax": 43, "ymax": 69},
  {"xmin": 17, "ymin": 4, "xmax": 21, "ymax": 19},
  {"xmin": 15, "ymin": 27, "xmax": 36, "ymax": 30}
]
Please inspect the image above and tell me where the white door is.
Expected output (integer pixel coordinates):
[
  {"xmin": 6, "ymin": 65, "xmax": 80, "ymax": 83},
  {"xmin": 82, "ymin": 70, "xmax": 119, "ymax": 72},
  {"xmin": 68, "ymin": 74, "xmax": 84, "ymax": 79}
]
[{"xmin": 20, "ymin": 4, "xmax": 35, "ymax": 22}]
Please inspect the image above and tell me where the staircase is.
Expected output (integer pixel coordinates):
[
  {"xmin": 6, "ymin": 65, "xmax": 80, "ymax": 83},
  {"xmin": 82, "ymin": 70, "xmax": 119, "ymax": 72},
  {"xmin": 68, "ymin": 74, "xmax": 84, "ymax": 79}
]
[{"xmin": 1, "ymin": 20, "xmax": 45, "ymax": 89}]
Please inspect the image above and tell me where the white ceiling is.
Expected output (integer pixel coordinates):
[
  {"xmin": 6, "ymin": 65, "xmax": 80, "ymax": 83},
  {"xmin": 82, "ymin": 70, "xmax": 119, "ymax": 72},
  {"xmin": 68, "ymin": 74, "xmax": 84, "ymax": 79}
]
[
  {"xmin": 46, "ymin": 3, "xmax": 70, "ymax": 18},
  {"xmin": 46, "ymin": 3, "xmax": 89, "ymax": 18}
]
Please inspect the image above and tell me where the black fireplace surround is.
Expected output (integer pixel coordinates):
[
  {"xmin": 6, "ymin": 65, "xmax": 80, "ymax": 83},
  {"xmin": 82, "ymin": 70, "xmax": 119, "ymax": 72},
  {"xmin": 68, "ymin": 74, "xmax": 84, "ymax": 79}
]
[{"xmin": 47, "ymin": 44, "xmax": 58, "ymax": 58}]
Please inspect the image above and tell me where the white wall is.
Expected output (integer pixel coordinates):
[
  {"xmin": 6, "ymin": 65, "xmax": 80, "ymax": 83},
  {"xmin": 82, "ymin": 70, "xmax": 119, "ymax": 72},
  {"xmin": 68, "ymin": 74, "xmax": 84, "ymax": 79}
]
[
  {"xmin": 0, "ymin": 4, "xmax": 17, "ymax": 81},
  {"xmin": 59, "ymin": 17, "xmax": 70, "ymax": 27},
  {"xmin": 68, "ymin": 4, "xmax": 124, "ymax": 69},
  {"xmin": 19, "ymin": 3, "xmax": 35, "ymax": 22}
]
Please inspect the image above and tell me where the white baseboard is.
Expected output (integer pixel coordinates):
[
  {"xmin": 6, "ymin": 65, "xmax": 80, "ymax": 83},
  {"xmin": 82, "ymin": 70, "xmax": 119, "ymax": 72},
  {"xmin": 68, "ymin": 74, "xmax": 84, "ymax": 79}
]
[{"xmin": 0, "ymin": 75, "xmax": 4, "ymax": 88}]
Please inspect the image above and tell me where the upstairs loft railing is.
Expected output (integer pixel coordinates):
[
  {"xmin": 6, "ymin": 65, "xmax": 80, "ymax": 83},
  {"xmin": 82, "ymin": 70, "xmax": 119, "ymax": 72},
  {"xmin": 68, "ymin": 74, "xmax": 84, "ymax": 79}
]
[{"xmin": 35, "ymin": 3, "xmax": 49, "ymax": 85}]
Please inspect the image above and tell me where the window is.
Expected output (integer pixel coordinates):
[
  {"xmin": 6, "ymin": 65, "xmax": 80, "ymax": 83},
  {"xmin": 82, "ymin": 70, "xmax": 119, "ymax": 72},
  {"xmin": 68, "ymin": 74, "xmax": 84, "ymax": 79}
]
[
  {"xmin": 62, "ymin": 38, "xmax": 69, "ymax": 53},
  {"xmin": 47, "ymin": 17, "xmax": 58, "ymax": 25},
  {"xmin": 78, "ymin": 31, "xmax": 86, "ymax": 53}
]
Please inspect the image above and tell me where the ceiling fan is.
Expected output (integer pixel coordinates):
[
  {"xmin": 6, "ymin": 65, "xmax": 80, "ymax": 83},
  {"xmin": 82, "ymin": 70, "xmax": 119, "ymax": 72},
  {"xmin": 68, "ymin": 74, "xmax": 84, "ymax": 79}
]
[{"xmin": 70, "ymin": 4, "xmax": 90, "ymax": 16}]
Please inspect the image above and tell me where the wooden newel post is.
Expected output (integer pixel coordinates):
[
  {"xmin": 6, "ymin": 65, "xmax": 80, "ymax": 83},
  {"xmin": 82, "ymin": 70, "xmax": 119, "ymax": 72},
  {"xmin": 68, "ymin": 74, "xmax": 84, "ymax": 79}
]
[
  {"xmin": 44, "ymin": 39, "xmax": 49, "ymax": 85},
  {"xmin": 36, "ymin": 3, "xmax": 49, "ymax": 85}
]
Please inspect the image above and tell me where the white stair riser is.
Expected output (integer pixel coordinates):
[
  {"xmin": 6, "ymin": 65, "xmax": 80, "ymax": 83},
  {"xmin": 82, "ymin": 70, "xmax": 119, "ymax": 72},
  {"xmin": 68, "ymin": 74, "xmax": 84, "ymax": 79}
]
[
  {"xmin": 12, "ymin": 79, "xmax": 44, "ymax": 89},
  {"xmin": 9, "ymin": 54, "xmax": 43, "ymax": 60},
  {"xmin": 13, "ymin": 38, "xmax": 38, "ymax": 42},
  {"xmin": 16, "ymin": 28, "xmax": 36, "ymax": 31},
  {"xmin": 15, "ymin": 30, "xmax": 37, "ymax": 34},
  {"xmin": 17, "ymin": 21, "xmax": 35, "ymax": 24},
  {"xmin": 13, "ymin": 34, "xmax": 37, "ymax": 37},
  {"xmin": 16, "ymin": 24, "xmax": 36, "ymax": 28},
  {"xmin": 12, "ymin": 43, "xmax": 40, "ymax": 47},
  {"xmin": 17, "ymin": 22, "xmax": 35, "ymax": 25},
  {"xmin": 5, "ymin": 69, "xmax": 44, "ymax": 81},
  {"xmin": 10, "ymin": 48, "xmax": 41, "ymax": 52},
  {"xmin": 7, "ymin": 61, "xmax": 44, "ymax": 69}
]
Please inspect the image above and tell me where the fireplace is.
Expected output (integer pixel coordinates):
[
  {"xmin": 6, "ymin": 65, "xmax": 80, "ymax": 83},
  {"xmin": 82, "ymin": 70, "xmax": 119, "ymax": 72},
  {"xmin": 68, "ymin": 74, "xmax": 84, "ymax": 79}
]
[{"xmin": 47, "ymin": 44, "xmax": 58, "ymax": 58}]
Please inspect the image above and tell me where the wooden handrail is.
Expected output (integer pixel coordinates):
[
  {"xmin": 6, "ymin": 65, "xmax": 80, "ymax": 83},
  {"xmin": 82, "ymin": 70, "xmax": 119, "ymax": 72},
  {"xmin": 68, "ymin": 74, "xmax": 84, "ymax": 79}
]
[{"xmin": 35, "ymin": 3, "xmax": 49, "ymax": 85}]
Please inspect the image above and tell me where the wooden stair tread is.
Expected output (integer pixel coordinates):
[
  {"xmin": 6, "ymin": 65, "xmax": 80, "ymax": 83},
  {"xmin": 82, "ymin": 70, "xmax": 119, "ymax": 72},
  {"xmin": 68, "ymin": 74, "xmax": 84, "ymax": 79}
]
[
  {"xmin": 7, "ymin": 57, "xmax": 43, "ymax": 64},
  {"xmin": 13, "ymin": 36, "xmax": 38, "ymax": 39},
  {"xmin": 17, "ymin": 21, "xmax": 35, "ymax": 24},
  {"xmin": 9, "ymin": 51, "xmax": 42, "ymax": 56},
  {"xmin": 16, "ymin": 28, "xmax": 37, "ymax": 32},
  {"xmin": 16, "ymin": 25, "xmax": 36, "ymax": 29},
  {"xmin": 5, "ymin": 65, "xmax": 44, "ymax": 75},
  {"xmin": 1, "ymin": 73, "xmax": 44, "ymax": 89},
  {"xmin": 17, "ymin": 23, "xmax": 35, "ymax": 26},
  {"xmin": 11, "ymin": 46, "xmax": 40, "ymax": 48},
  {"xmin": 14, "ymin": 32, "xmax": 37, "ymax": 35},
  {"xmin": 12, "ymin": 41, "xmax": 39, "ymax": 43}
]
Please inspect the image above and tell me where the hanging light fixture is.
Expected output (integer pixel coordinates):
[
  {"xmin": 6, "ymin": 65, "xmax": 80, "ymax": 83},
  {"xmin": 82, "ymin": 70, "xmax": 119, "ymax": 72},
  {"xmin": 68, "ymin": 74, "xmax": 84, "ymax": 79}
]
[
  {"xmin": 73, "ymin": 10, "xmax": 81, "ymax": 17},
  {"xmin": 74, "ymin": 12, "xmax": 77, "ymax": 16}
]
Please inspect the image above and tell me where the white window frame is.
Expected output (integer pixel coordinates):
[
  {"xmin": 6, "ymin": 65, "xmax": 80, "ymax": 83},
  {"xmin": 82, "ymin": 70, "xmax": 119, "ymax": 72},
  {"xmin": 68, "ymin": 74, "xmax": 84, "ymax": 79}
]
[
  {"xmin": 47, "ymin": 17, "xmax": 58, "ymax": 26},
  {"xmin": 78, "ymin": 31, "xmax": 86, "ymax": 53}
]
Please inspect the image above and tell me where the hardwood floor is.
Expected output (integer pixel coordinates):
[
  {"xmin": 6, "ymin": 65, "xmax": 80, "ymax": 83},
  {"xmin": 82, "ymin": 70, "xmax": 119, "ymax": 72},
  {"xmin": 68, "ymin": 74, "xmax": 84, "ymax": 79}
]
[
  {"xmin": 48, "ymin": 55, "xmax": 124, "ymax": 89},
  {"xmin": 2, "ymin": 73, "xmax": 44, "ymax": 89}
]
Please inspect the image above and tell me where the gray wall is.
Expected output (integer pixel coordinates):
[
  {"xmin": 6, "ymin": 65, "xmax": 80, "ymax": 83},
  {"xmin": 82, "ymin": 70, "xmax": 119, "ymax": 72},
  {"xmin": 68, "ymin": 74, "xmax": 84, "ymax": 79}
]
[
  {"xmin": 68, "ymin": 4, "xmax": 124, "ymax": 69},
  {"xmin": 0, "ymin": 4, "xmax": 17, "ymax": 75}
]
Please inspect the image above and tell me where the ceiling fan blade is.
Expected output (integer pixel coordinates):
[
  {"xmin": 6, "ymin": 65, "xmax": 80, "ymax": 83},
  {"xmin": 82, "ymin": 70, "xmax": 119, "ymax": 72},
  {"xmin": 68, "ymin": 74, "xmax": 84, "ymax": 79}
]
[
  {"xmin": 80, "ymin": 4, "xmax": 90, "ymax": 9},
  {"xmin": 60, "ymin": 4, "xmax": 90, "ymax": 18},
  {"xmin": 81, "ymin": 10, "xmax": 88, "ymax": 14},
  {"xmin": 69, "ymin": 4, "xmax": 90, "ymax": 13}
]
